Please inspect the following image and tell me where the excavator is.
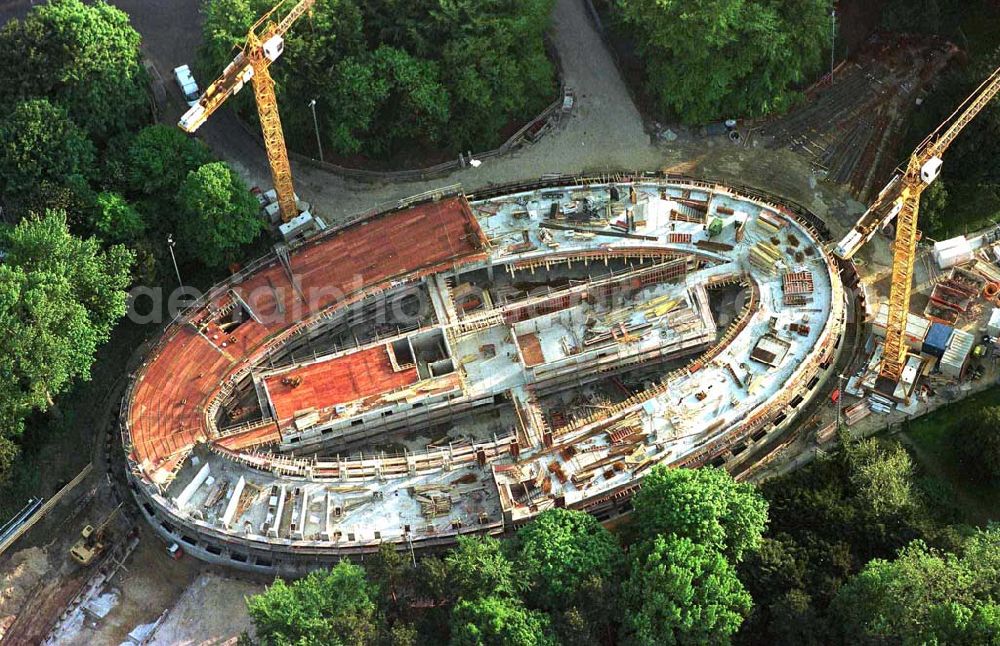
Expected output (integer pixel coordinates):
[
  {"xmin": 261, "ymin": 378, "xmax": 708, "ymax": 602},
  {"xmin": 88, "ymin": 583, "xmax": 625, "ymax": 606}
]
[
  {"xmin": 834, "ymin": 64, "xmax": 1000, "ymax": 394},
  {"xmin": 179, "ymin": 0, "xmax": 315, "ymax": 223},
  {"xmin": 70, "ymin": 503, "xmax": 123, "ymax": 566}
]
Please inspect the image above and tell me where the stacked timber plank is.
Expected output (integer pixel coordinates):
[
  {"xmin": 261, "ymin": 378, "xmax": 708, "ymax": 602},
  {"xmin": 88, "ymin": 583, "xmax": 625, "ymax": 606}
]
[{"xmin": 749, "ymin": 240, "xmax": 782, "ymax": 274}]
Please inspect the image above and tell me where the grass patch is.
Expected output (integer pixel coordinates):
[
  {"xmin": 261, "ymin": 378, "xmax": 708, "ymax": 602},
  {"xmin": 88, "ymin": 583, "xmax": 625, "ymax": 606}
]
[{"xmin": 902, "ymin": 387, "xmax": 1000, "ymax": 526}]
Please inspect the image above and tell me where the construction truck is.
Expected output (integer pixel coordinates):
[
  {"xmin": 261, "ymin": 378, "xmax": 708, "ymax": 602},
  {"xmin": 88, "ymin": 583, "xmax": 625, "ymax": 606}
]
[{"xmin": 70, "ymin": 503, "xmax": 122, "ymax": 566}]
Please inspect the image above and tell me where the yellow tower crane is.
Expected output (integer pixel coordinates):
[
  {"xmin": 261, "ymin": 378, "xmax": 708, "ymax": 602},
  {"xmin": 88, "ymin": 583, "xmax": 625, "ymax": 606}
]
[
  {"xmin": 835, "ymin": 65, "xmax": 1000, "ymax": 391},
  {"xmin": 178, "ymin": 0, "xmax": 315, "ymax": 223}
]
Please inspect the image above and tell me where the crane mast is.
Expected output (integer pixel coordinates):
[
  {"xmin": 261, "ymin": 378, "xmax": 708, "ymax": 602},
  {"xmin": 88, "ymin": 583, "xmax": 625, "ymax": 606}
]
[
  {"xmin": 864, "ymin": 65, "xmax": 1000, "ymax": 388},
  {"xmin": 178, "ymin": 0, "xmax": 316, "ymax": 222}
]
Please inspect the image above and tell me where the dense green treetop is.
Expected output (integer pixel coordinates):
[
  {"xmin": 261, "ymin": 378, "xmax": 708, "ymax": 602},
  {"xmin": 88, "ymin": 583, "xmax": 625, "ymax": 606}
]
[
  {"xmin": 614, "ymin": 0, "xmax": 832, "ymax": 124},
  {"xmin": 116, "ymin": 125, "xmax": 215, "ymax": 198},
  {"xmin": 245, "ymin": 561, "xmax": 378, "ymax": 646},
  {"xmin": 831, "ymin": 527, "xmax": 1000, "ymax": 644},
  {"xmin": 444, "ymin": 535, "xmax": 524, "ymax": 602},
  {"xmin": 631, "ymin": 465, "xmax": 768, "ymax": 562},
  {"xmin": 175, "ymin": 162, "xmax": 263, "ymax": 268},
  {"xmin": 0, "ymin": 0, "xmax": 149, "ymax": 142},
  {"xmin": 0, "ymin": 211, "xmax": 132, "ymax": 440},
  {"xmin": 449, "ymin": 595, "xmax": 556, "ymax": 646},
  {"xmin": 0, "ymin": 99, "xmax": 96, "ymax": 210},
  {"xmin": 620, "ymin": 534, "xmax": 752, "ymax": 646},
  {"xmin": 200, "ymin": 0, "xmax": 556, "ymax": 159},
  {"xmin": 90, "ymin": 192, "xmax": 146, "ymax": 244},
  {"xmin": 514, "ymin": 508, "xmax": 623, "ymax": 611},
  {"xmin": 844, "ymin": 436, "xmax": 918, "ymax": 519},
  {"xmin": 0, "ymin": 436, "xmax": 18, "ymax": 487}
]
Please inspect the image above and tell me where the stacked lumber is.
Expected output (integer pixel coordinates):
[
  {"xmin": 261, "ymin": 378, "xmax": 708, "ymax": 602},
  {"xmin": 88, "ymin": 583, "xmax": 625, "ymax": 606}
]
[{"xmin": 749, "ymin": 241, "xmax": 782, "ymax": 273}]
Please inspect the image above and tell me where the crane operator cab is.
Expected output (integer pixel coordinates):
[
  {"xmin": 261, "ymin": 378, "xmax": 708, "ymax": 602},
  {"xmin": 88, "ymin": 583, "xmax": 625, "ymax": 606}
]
[
  {"xmin": 921, "ymin": 156, "xmax": 944, "ymax": 184},
  {"xmin": 263, "ymin": 35, "xmax": 284, "ymax": 61}
]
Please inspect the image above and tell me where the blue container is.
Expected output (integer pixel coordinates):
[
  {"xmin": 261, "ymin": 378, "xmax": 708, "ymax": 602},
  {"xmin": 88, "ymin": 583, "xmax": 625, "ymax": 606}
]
[{"xmin": 922, "ymin": 322, "xmax": 953, "ymax": 358}]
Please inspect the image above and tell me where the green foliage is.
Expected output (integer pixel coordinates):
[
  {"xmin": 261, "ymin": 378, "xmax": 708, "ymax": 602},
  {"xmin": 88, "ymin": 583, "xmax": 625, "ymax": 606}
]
[
  {"xmin": 631, "ymin": 465, "xmax": 768, "ymax": 562},
  {"xmin": 957, "ymin": 406, "xmax": 1000, "ymax": 484},
  {"xmin": 444, "ymin": 536, "xmax": 523, "ymax": 601},
  {"xmin": 735, "ymin": 438, "xmax": 940, "ymax": 644},
  {"xmin": 0, "ymin": 0, "xmax": 150, "ymax": 142},
  {"xmin": 0, "ymin": 99, "xmax": 96, "ymax": 213},
  {"xmin": 118, "ymin": 125, "xmax": 214, "ymax": 198},
  {"xmin": 614, "ymin": 0, "xmax": 832, "ymax": 124},
  {"xmin": 514, "ymin": 508, "xmax": 623, "ymax": 642},
  {"xmin": 515, "ymin": 508, "xmax": 622, "ymax": 610},
  {"xmin": 449, "ymin": 596, "xmax": 555, "ymax": 646},
  {"xmin": 91, "ymin": 192, "xmax": 145, "ymax": 243},
  {"xmin": 620, "ymin": 534, "xmax": 752, "ymax": 645},
  {"xmin": 199, "ymin": 0, "xmax": 556, "ymax": 160},
  {"xmin": 0, "ymin": 211, "xmax": 132, "ymax": 448},
  {"xmin": 920, "ymin": 179, "xmax": 948, "ymax": 237},
  {"xmin": 902, "ymin": 45, "xmax": 1000, "ymax": 237},
  {"xmin": 176, "ymin": 162, "xmax": 263, "ymax": 268},
  {"xmin": 245, "ymin": 561, "xmax": 377, "ymax": 646},
  {"xmin": 845, "ymin": 437, "xmax": 918, "ymax": 518},
  {"xmin": 0, "ymin": 436, "xmax": 18, "ymax": 487},
  {"xmin": 831, "ymin": 527, "xmax": 1000, "ymax": 644}
]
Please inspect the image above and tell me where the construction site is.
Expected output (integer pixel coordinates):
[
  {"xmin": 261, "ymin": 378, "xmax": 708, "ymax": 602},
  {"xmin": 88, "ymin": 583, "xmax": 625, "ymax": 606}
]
[
  {"xmin": 120, "ymin": 175, "xmax": 850, "ymax": 572},
  {"xmin": 118, "ymin": 0, "xmax": 1000, "ymax": 570},
  {"xmin": 4, "ymin": 0, "xmax": 1000, "ymax": 638}
]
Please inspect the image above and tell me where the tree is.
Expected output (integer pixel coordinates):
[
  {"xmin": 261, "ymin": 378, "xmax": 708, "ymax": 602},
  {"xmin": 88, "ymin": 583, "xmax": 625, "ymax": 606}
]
[
  {"xmin": 0, "ymin": 99, "xmax": 96, "ymax": 212},
  {"xmin": 449, "ymin": 596, "xmax": 556, "ymax": 646},
  {"xmin": 881, "ymin": 0, "xmax": 942, "ymax": 35},
  {"xmin": 245, "ymin": 561, "xmax": 377, "ymax": 646},
  {"xmin": 0, "ymin": 211, "xmax": 132, "ymax": 445},
  {"xmin": 919, "ymin": 179, "xmax": 948, "ymax": 237},
  {"xmin": 90, "ymin": 192, "xmax": 145, "ymax": 243},
  {"xmin": 513, "ymin": 508, "xmax": 622, "ymax": 640},
  {"xmin": 957, "ymin": 405, "xmax": 1000, "ymax": 483},
  {"xmin": 175, "ymin": 162, "xmax": 263, "ymax": 268},
  {"xmin": 614, "ymin": 0, "xmax": 832, "ymax": 124},
  {"xmin": 0, "ymin": 0, "xmax": 150, "ymax": 142},
  {"xmin": 119, "ymin": 125, "xmax": 214, "ymax": 198},
  {"xmin": 199, "ymin": 0, "xmax": 556, "ymax": 160},
  {"xmin": 0, "ymin": 436, "xmax": 18, "ymax": 487},
  {"xmin": 436, "ymin": 0, "xmax": 556, "ymax": 151},
  {"xmin": 844, "ymin": 437, "xmax": 918, "ymax": 519},
  {"xmin": 444, "ymin": 536, "xmax": 523, "ymax": 602},
  {"xmin": 620, "ymin": 535, "xmax": 752, "ymax": 645},
  {"xmin": 831, "ymin": 527, "xmax": 1000, "ymax": 644},
  {"xmin": 631, "ymin": 465, "xmax": 768, "ymax": 562},
  {"xmin": 515, "ymin": 508, "xmax": 622, "ymax": 609}
]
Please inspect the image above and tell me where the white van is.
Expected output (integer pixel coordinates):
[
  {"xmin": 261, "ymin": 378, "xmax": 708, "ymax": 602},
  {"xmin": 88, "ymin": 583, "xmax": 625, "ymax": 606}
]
[{"xmin": 173, "ymin": 65, "xmax": 200, "ymax": 107}]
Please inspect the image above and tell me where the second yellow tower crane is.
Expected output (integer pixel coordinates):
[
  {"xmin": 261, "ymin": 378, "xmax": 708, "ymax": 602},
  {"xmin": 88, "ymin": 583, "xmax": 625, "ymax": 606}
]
[{"xmin": 836, "ymin": 64, "xmax": 1000, "ymax": 393}]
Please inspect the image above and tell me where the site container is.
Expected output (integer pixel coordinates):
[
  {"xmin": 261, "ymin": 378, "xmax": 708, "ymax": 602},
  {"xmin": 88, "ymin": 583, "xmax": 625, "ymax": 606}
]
[
  {"xmin": 941, "ymin": 328, "xmax": 975, "ymax": 378},
  {"xmin": 922, "ymin": 322, "xmax": 953, "ymax": 358}
]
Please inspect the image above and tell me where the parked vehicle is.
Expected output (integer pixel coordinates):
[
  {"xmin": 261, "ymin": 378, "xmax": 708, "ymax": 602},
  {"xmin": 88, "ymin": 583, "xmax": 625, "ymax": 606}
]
[{"xmin": 173, "ymin": 65, "xmax": 200, "ymax": 107}]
